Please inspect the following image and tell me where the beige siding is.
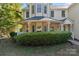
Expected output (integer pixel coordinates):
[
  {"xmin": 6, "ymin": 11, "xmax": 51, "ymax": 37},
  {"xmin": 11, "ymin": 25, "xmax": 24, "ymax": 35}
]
[
  {"xmin": 68, "ymin": 4, "xmax": 79, "ymax": 39},
  {"xmin": 51, "ymin": 9, "xmax": 68, "ymax": 20},
  {"xmin": 29, "ymin": 3, "xmax": 50, "ymax": 17}
]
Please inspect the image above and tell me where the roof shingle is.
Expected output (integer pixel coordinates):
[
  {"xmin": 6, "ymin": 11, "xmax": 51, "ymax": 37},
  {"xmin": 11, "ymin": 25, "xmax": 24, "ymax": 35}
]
[{"xmin": 26, "ymin": 16, "xmax": 45, "ymax": 20}]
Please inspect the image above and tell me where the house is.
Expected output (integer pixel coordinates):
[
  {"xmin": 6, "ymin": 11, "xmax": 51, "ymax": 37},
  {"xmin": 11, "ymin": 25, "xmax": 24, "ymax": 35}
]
[
  {"xmin": 18, "ymin": 3, "xmax": 72, "ymax": 33},
  {"xmin": 13, "ymin": 3, "xmax": 79, "ymax": 40},
  {"xmin": 68, "ymin": 3, "xmax": 79, "ymax": 39}
]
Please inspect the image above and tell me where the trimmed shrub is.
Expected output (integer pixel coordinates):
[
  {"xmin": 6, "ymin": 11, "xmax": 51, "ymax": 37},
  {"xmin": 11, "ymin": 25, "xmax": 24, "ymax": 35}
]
[
  {"xmin": 15, "ymin": 31, "xmax": 71, "ymax": 46},
  {"xmin": 10, "ymin": 32, "xmax": 17, "ymax": 37},
  {"xmin": 10, "ymin": 32, "xmax": 17, "ymax": 42}
]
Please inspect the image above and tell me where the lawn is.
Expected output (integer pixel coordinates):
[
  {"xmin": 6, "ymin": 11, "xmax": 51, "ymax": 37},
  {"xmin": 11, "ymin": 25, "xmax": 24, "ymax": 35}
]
[{"xmin": 0, "ymin": 39, "xmax": 79, "ymax": 56}]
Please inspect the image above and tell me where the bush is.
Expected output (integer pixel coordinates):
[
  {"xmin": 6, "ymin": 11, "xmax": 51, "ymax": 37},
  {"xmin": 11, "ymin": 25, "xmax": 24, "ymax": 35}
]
[
  {"xmin": 10, "ymin": 32, "xmax": 17, "ymax": 37},
  {"xmin": 15, "ymin": 31, "xmax": 71, "ymax": 46},
  {"xmin": 10, "ymin": 32, "xmax": 17, "ymax": 42}
]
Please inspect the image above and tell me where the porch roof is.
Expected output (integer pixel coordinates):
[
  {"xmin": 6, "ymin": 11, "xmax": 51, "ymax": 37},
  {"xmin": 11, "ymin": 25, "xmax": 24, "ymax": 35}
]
[
  {"xmin": 59, "ymin": 18, "xmax": 72, "ymax": 24},
  {"xmin": 26, "ymin": 16, "xmax": 45, "ymax": 20},
  {"xmin": 25, "ymin": 16, "xmax": 60, "ymax": 22}
]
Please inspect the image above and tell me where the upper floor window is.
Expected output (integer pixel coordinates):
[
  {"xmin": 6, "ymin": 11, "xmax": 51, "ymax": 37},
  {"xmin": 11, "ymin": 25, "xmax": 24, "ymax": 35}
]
[
  {"xmin": 27, "ymin": 4, "xmax": 29, "ymax": 8},
  {"xmin": 37, "ymin": 4, "xmax": 41, "ymax": 13},
  {"xmin": 44, "ymin": 6, "xmax": 47, "ymax": 14},
  {"xmin": 51, "ymin": 11, "xmax": 54, "ymax": 17},
  {"xmin": 62, "ymin": 10, "xmax": 65, "ymax": 17},
  {"xmin": 26, "ymin": 11, "xmax": 29, "ymax": 18},
  {"xmin": 32, "ymin": 5, "xmax": 35, "ymax": 14}
]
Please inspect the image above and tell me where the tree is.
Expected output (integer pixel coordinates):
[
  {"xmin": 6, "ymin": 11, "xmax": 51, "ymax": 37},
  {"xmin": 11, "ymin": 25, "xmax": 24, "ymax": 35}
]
[{"xmin": 0, "ymin": 3, "xmax": 23, "ymax": 37}]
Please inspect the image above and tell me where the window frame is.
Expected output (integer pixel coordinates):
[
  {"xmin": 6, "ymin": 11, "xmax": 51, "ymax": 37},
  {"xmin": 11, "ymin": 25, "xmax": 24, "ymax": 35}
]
[
  {"xmin": 51, "ymin": 11, "xmax": 54, "ymax": 17},
  {"xmin": 44, "ymin": 6, "xmax": 47, "ymax": 14},
  {"xmin": 62, "ymin": 10, "xmax": 65, "ymax": 17},
  {"xmin": 26, "ymin": 11, "xmax": 29, "ymax": 18},
  {"xmin": 37, "ymin": 4, "xmax": 41, "ymax": 13}
]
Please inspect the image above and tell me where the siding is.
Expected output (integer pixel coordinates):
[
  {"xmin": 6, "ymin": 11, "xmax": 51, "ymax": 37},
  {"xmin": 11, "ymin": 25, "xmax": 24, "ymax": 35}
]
[
  {"xmin": 51, "ymin": 9, "xmax": 68, "ymax": 20},
  {"xmin": 68, "ymin": 4, "xmax": 79, "ymax": 39}
]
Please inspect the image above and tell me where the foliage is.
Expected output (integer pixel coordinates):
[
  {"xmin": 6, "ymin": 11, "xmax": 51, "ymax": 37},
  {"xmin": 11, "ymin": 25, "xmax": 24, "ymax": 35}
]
[
  {"xmin": 10, "ymin": 32, "xmax": 17, "ymax": 37},
  {"xmin": 15, "ymin": 31, "xmax": 72, "ymax": 46},
  {"xmin": 10, "ymin": 32, "xmax": 17, "ymax": 42},
  {"xmin": 0, "ymin": 3, "xmax": 23, "ymax": 36}
]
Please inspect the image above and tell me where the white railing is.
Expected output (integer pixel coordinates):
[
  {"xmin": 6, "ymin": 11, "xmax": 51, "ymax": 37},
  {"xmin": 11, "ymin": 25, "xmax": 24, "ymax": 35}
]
[{"xmin": 16, "ymin": 32, "xmax": 26, "ymax": 36}]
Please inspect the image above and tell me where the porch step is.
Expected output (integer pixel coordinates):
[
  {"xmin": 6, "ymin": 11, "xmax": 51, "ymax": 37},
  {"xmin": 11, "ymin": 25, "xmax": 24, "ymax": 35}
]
[{"xmin": 68, "ymin": 40, "xmax": 79, "ymax": 45}]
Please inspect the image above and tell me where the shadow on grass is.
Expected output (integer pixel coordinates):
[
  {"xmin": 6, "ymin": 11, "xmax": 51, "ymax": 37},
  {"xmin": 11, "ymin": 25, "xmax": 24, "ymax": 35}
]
[{"xmin": 0, "ymin": 39, "xmax": 78, "ymax": 56}]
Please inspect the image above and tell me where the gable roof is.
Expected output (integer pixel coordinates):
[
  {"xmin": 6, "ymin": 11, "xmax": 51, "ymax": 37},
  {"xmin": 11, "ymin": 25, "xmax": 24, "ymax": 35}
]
[{"xmin": 59, "ymin": 18, "xmax": 72, "ymax": 24}]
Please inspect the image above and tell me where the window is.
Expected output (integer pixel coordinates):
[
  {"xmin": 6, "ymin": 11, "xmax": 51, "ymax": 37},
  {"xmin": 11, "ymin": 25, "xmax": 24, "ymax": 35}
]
[
  {"xmin": 37, "ymin": 4, "xmax": 41, "ymax": 13},
  {"xmin": 62, "ymin": 10, "xmax": 65, "ymax": 17},
  {"xmin": 51, "ymin": 11, "xmax": 54, "ymax": 17},
  {"xmin": 32, "ymin": 5, "xmax": 34, "ymax": 14},
  {"xmin": 44, "ymin": 6, "xmax": 47, "ymax": 14},
  {"xmin": 26, "ymin": 11, "xmax": 29, "ymax": 18},
  {"xmin": 27, "ymin": 4, "xmax": 29, "ymax": 8}
]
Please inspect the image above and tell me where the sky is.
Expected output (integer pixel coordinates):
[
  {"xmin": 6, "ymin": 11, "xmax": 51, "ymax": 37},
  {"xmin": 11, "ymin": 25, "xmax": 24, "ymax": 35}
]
[
  {"xmin": 52, "ymin": 3, "xmax": 71, "ymax": 6},
  {"xmin": 22, "ymin": 3, "xmax": 71, "ymax": 8}
]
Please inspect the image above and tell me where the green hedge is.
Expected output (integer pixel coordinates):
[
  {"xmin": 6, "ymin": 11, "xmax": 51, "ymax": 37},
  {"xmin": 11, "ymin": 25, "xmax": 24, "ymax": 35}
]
[
  {"xmin": 9, "ymin": 32, "xmax": 17, "ymax": 42},
  {"xmin": 15, "ymin": 31, "xmax": 72, "ymax": 46},
  {"xmin": 10, "ymin": 32, "xmax": 17, "ymax": 38}
]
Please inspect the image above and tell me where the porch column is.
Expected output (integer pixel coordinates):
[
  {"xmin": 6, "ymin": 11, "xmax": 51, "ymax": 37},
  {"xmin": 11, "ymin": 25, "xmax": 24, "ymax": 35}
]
[
  {"xmin": 48, "ymin": 21, "xmax": 50, "ymax": 32},
  {"xmin": 70, "ymin": 24, "xmax": 73, "ymax": 32},
  {"xmin": 70, "ymin": 24, "xmax": 74, "ymax": 40},
  {"xmin": 60, "ymin": 23, "xmax": 64, "ymax": 31},
  {"xmin": 27, "ymin": 21, "xmax": 31, "ymax": 32},
  {"xmin": 24, "ymin": 23, "xmax": 26, "ymax": 32}
]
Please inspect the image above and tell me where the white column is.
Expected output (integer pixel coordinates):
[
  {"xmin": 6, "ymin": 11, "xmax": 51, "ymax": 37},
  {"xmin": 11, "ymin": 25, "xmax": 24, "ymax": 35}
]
[
  {"xmin": 27, "ymin": 21, "xmax": 31, "ymax": 32},
  {"xmin": 29, "ymin": 4, "xmax": 32, "ymax": 18},
  {"xmin": 47, "ymin": 4, "xmax": 50, "ymax": 17},
  {"xmin": 35, "ymin": 3, "xmax": 37, "ymax": 16},
  {"xmin": 24, "ymin": 23, "xmax": 26, "ymax": 32},
  {"xmin": 23, "ymin": 10, "xmax": 26, "ymax": 19},
  {"xmin": 41, "ymin": 3, "xmax": 43, "ymax": 16},
  {"xmin": 61, "ymin": 24, "xmax": 64, "ymax": 31},
  {"xmin": 70, "ymin": 24, "xmax": 73, "ymax": 32},
  {"xmin": 48, "ymin": 21, "xmax": 50, "ymax": 32},
  {"xmin": 70, "ymin": 24, "xmax": 75, "ymax": 40}
]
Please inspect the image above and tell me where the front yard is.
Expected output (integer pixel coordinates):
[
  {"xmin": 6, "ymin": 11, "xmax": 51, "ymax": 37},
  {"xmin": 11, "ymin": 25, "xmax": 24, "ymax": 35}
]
[{"xmin": 0, "ymin": 39, "xmax": 79, "ymax": 56}]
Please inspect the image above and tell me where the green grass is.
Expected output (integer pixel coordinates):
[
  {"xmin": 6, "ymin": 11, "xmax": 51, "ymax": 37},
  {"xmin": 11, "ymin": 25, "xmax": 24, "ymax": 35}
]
[{"xmin": 0, "ymin": 39, "xmax": 79, "ymax": 56}]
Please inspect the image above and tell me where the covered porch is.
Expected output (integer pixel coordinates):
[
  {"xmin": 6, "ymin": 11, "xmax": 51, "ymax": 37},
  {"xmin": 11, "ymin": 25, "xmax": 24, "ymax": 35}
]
[
  {"xmin": 17, "ymin": 17, "xmax": 73, "ymax": 32},
  {"xmin": 21, "ymin": 20, "xmax": 61, "ymax": 32}
]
